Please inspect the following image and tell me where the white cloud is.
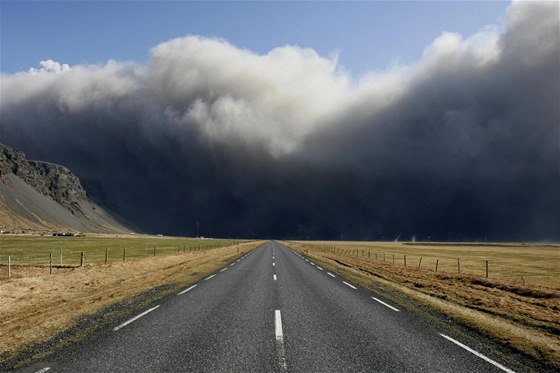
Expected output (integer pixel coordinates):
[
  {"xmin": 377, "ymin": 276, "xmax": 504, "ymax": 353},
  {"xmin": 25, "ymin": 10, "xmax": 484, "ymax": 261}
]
[{"xmin": 27, "ymin": 59, "xmax": 70, "ymax": 74}]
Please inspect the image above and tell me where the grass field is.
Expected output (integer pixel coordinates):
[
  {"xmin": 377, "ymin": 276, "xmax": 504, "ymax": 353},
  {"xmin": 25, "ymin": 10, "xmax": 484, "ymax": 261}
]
[
  {"xmin": 298, "ymin": 241, "xmax": 560, "ymax": 288},
  {"xmin": 283, "ymin": 240, "xmax": 560, "ymax": 368},
  {"xmin": 0, "ymin": 235, "xmax": 242, "ymax": 278}
]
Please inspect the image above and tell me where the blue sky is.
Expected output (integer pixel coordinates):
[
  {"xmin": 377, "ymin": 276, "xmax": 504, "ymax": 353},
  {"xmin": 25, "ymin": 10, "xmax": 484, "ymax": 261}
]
[{"xmin": 1, "ymin": 1, "xmax": 509, "ymax": 77}]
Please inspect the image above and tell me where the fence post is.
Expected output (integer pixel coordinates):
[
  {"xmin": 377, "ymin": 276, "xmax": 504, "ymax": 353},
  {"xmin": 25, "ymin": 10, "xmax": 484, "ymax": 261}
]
[
  {"xmin": 123, "ymin": 247, "xmax": 126, "ymax": 262},
  {"xmin": 105, "ymin": 248, "xmax": 109, "ymax": 264},
  {"xmin": 485, "ymin": 260, "xmax": 489, "ymax": 278},
  {"xmin": 49, "ymin": 253, "xmax": 53, "ymax": 274},
  {"xmin": 418, "ymin": 257, "xmax": 422, "ymax": 269},
  {"xmin": 392, "ymin": 254, "xmax": 395, "ymax": 264},
  {"xmin": 80, "ymin": 252, "xmax": 84, "ymax": 267},
  {"xmin": 435, "ymin": 259, "xmax": 439, "ymax": 272},
  {"xmin": 383, "ymin": 252, "xmax": 386, "ymax": 261},
  {"xmin": 153, "ymin": 246, "xmax": 156, "ymax": 257},
  {"xmin": 404, "ymin": 255, "xmax": 407, "ymax": 267},
  {"xmin": 60, "ymin": 247, "xmax": 63, "ymax": 266},
  {"xmin": 8, "ymin": 256, "xmax": 11, "ymax": 279},
  {"xmin": 457, "ymin": 258, "xmax": 460, "ymax": 274}
]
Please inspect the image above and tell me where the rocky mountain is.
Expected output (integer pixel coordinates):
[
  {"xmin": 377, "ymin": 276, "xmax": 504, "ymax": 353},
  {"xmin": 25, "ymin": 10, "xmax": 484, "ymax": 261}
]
[{"xmin": 0, "ymin": 143, "xmax": 131, "ymax": 234}]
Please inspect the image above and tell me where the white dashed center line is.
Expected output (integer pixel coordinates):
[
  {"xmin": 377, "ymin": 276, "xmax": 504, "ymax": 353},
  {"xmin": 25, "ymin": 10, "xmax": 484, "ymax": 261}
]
[
  {"xmin": 177, "ymin": 284, "xmax": 197, "ymax": 295},
  {"xmin": 275, "ymin": 310, "xmax": 283, "ymax": 340},
  {"xmin": 273, "ymin": 262, "xmax": 276, "ymax": 266},
  {"xmin": 34, "ymin": 368, "xmax": 51, "ymax": 373},
  {"xmin": 274, "ymin": 310, "xmax": 287, "ymax": 371},
  {"xmin": 219, "ymin": 268, "xmax": 227, "ymax": 272},
  {"xmin": 327, "ymin": 272, "xmax": 336, "ymax": 278},
  {"xmin": 439, "ymin": 334, "xmax": 516, "ymax": 373},
  {"xmin": 113, "ymin": 305, "xmax": 160, "ymax": 331},
  {"xmin": 317, "ymin": 266, "xmax": 324, "ymax": 271},
  {"xmin": 372, "ymin": 297, "xmax": 400, "ymax": 312},
  {"xmin": 273, "ymin": 274, "xmax": 277, "ymax": 281},
  {"xmin": 204, "ymin": 274, "xmax": 216, "ymax": 281},
  {"xmin": 343, "ymin": 281, "xmax": 357, "ymax": 289}
]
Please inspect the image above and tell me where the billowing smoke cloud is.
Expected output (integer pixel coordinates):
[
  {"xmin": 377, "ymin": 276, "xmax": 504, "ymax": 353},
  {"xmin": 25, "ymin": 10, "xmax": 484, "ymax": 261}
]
[{"xmin": 1, "ymin": 1, "xmax": 558, "ymax": 240}]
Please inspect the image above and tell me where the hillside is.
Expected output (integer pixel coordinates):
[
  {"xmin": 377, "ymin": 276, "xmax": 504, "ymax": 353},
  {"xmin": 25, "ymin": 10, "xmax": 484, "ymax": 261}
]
[{"xmin": 0, "ymin": 144, "xmax": 130, "ymax": 234}]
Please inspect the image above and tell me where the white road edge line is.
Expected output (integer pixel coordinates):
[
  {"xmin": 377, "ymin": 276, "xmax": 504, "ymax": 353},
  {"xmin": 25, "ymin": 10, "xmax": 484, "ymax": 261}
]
[
  {"xmin": 205, "ymin": 274, "xmax": 216, "ymax": 281},
  {"xmin": 372, "ymin": 297, "xmax": 400, "ymax": 312},
  {"xmin": 327, "ymin": 272, "xmax": 336, "ymax": 278},
  {"xmin": 219, "ymin": 268, "xmax": 227, "ymax": 272},
  {"xmin": 34, "ymin": 368, "xmax": 51, "ymax": 373},
  {"xmin": 342, "ymin": 281, "xmax": 357, "ymax": 289},
  {"xmin": 317, "ymin": 266, "xmax": 324, "ymax": 271},
  {"xmin": 439, "ymin": 334, "xmax": 516, "ymax": 373},
  {"xmin": 273, "ymin": 262, "xmax": 276, "ymax": 266},
  {"xmin": 230, "ymin": 263, "xmax": 235, "ymax": 266},
  {"xmin": 113, "ymin": 305, "xmax": 160, "ymax": 331},
  {"xmin": 177, "ymin": 284, "xmax": 197, "ymax": 295},
  {"xmin": 273, "ymin": 274, "xmax": 277, "ymax": 281}
]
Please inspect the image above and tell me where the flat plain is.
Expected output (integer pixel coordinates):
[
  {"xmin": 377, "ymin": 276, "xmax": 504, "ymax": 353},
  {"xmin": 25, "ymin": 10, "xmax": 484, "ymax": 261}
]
[
  {"xmin": 0, "ymin": 235, "xmax": 240, "ymax": 272},
  {"xmin": 297, "ymin": 241, "xmax": 559, "ymax": 287}
]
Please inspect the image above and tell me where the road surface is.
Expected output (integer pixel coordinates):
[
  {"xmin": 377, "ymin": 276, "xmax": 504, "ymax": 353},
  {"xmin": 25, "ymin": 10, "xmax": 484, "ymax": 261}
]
[{"xmin": 22, "ymin": 241, "xmax": 530, "ymax": 372}]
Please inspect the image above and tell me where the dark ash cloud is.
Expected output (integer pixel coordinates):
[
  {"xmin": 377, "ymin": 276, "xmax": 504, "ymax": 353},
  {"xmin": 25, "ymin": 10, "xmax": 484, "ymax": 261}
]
[{"xmin": 1, "ymin": 1, "xmax": 558, "ymax": 241}]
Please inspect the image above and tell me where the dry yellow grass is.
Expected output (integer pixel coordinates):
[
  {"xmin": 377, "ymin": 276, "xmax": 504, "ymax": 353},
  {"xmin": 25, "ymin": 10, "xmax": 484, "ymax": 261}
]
[
  {"xmin": 0, "ymin": 241, "xmax": 263, "ymax": 363},
  {"xmin": 305, "ymin": 241, "xmax": 560, "ymax": 287},
  {"xmin": 283, "ymin": 241, "xmax": 560, "ymax": 369}
]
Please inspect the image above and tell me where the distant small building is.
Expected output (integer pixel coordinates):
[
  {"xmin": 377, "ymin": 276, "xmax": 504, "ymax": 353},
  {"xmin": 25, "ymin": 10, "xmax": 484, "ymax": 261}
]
[{"xmin": 52, "ymin": 232, "xmax": 76, "ymax": 237}]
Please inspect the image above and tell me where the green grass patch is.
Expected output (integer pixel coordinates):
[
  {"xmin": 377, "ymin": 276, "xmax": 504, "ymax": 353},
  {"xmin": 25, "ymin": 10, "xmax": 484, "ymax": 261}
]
[{"xmin": 0, "ymin": 236, "xmax": 243, "ymax": 268}]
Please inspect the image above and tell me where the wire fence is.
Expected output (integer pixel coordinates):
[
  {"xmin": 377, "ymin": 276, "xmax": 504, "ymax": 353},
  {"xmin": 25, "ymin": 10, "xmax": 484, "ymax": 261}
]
[
  {"xmin": 0, "ymin": 238, "xmax": 245, "ymax": 280},
  {"xmin": 295, "ymin": 243, "xmax": 560, "ymax": 289}
]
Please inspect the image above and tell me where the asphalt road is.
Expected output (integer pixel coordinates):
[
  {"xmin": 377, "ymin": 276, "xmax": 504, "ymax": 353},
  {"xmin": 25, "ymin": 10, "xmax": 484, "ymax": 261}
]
[{"xmin": 23, "ymin": 241, "xmax": 525, "ymax": 372}]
